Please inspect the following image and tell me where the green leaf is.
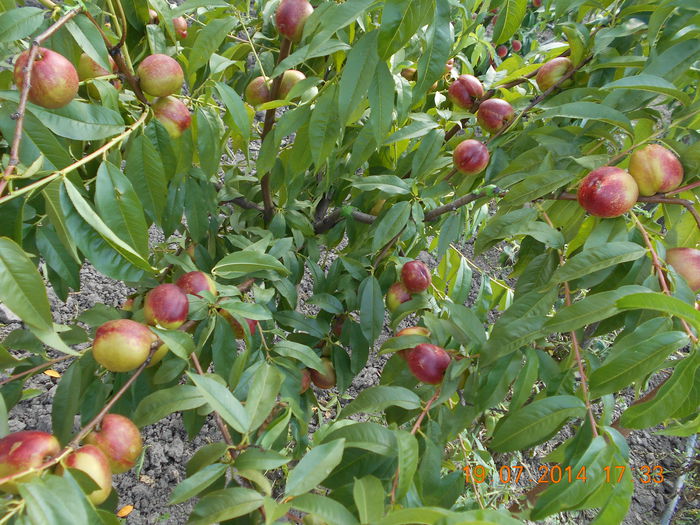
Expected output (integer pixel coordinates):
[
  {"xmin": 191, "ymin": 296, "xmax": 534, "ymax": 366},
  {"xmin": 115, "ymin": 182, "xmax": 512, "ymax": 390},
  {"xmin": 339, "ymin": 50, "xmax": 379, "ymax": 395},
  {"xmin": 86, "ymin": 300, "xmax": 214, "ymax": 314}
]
[
  {"xmin": 538, "ymin": 102, "xmax": 633, "ymax": 134},
  {"xmin": 234, "ymin": 449, "xmax": 291, "ymax": 471},
  {"xmin": 19, "ymin": 472, "xmax": 102, "ymax": 525},
  {"xmin": 352, "ymin": 175, "xmax": 411, "ymax": 195},
  {"xmin": 502, "ymin": 170, "xmax": 575, "ymax": 207},
  {"xmin": 359, "ymin": 276, "xmax": 384, "ymax": 344},
  {"xmin": 125, "ymin": 134, "xmax": 168, "ymax": 224},
  {"xmin": 490, "ymin": 396, "xmax": 586, "ymax": 452},
  {"xmin": 133, "ymin": 385, "xmax": 206, "ymax": 427},
  {"xmin": 62, "ymin": 179, "xmax": 154, "ymax": 273},
  {"xmin": 272, "ymin": 340, "xmax": 326, "ymax": 372},
  {"xmin": 371, "ymin": 201, "xmax": 411, "ymax": 252},
  {"xmin": 617, "ymin": 292, "xmax": 700, "ymax": 332},
  {"xmin": 245, "ymin": 363, "xmax": 284, "ymax": 433},
  {"xmin": 531, "ymin": 436, "xmax": 615, "ymax": 520},
  {"xmin": 215, "ymin": 82, "xmax": 250, "ymax": 147},
  {"xmin": 285, "ymin": 439, "xmax": 346, "ymax": 497},
  {"xmin": 354, "ymin": 475, "xmax": 385, "ymax": 524},
  {"xmin": 0, "ymin": 7, "xmax": 43, "ymax": 43},
  {"xmin": 492, "ymin": 0, "xmax": 527, "ymax": 45},
  {"xmin": 378, "ymin": 0, "xmax": 430, "ymax": 59},
  {"xmin": 322, "ymin": 422, "xmax": 397, "ymax": 456},
  {"xmin": 338, "ymin": 31, "xmax": 379, "ymax": 125},
  {"xmin": 544, "ymin": 285, "xmax": 650, "ymax": 334},
  {"xmin": 65, "ymin": 15, "xmax": 111, "ymax": 73},
  {"xmin": 187, "ymin": 487, "xmax": 264, "ymax": 525},
  {"xmin": 187, "ymin": 16, "xmax": 234, "ymax": 75},
  {"xmin": 95, "ymin": 162, "xmax": 150, "ymax": 258},
  {"xmin": 368, "ymin": 61, "xmax": 395, "ymax": 144},
  {"xmin": 548, "ymin": 242, "xmax": 646, "ymax": 285},
  {"xmin": 150, "ymin": 328, "xmax": 195, "ymax": 360},
  {"xmin": 620, "ymin": 350, "xmax": 700, "ymax": 429},
  {"xmin": 413, "ymin": 0, "xmax": 452, "ymax": 99},
  {"xmin": 605, "ymin": 74, "xmax": 690, "ymax": 105},
  {"xmin": 291, "ymin": 493, "xmax": 359, "ymax": 525},
  {"xmin": 589, "ymin": 331, "xmax": 689, "ymax": 398},
  {"xmin": 188, "ymin": 373, "xmax": 250, "ymax": 434},
  {"xmin": 35, "ymin": 227, "xmax": 80, "ymax": 291},
  {"xmin": 170, "ymin": 463, "xmax": 228, "ymax": 505},
  {"xmin": 377, "ymin": 508, "xmax": 451, "ymax": 524},
  {"xmin": 0, "ymin": 91, "xmax": 125, "ymax": 140},
  {"xmin": 213, "ymin": 251, "xmax": 290, "ymax": 279},
  {"xmin": 308, "ymin": 84, "xmax": 340, "ymax": 167},
  {"xmin": 340, "ymin": 386, "xmax": 421, "ymax": 418},
  {"xmin": 395, "ymin": 430, "xmax": 419, "ymax": 500},
  {"xmin": 0, "ymin": 237, "xmax": 75, "ymax": 355}
]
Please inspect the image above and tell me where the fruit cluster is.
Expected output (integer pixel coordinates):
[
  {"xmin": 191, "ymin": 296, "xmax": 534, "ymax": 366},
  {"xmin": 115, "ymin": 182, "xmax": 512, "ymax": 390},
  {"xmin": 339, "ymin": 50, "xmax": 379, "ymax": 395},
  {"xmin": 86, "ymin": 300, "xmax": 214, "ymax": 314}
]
[
  {"xmin": 0, "ymin": 413, "xmax": 142, "ymax": 504},
  {"xmin": 386, "ymin": 260, "xmax": 433, "ymax": 311},
  {"xmin": 244, "ymin": 0, "xmax": 314, "ymax": 107},
  {"xmin": 12, "ymin": 19, "xmax": 191, "ymax": 138}
]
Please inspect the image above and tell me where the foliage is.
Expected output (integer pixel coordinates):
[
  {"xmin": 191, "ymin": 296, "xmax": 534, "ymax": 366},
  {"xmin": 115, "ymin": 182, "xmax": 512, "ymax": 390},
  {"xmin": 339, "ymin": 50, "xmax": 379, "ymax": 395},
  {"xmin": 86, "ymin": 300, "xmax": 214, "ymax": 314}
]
[{"xmin": 0, "ymin": 0, "xmax": 699, "ymax": 523}]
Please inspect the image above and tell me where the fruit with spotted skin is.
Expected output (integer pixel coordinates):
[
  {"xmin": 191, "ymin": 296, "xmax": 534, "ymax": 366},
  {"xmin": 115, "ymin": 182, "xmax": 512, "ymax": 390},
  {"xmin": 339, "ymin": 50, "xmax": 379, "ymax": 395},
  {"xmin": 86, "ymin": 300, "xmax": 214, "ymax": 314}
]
[
  {"xmin": 477, "ymin": 98, "xmax": 514, "ymax": 133},
  {"xmin": 0, "ymin": 431, "xmax": 60, "ymax": 493},
  {"xmin": 93, "ymin": 319, "xmax": 156, "ymax": 372},
  {"xmin": 85, "ymin": 414, "xmax": 143, "ymax": 474},
  {"xmin": 386, "ymin": 282, "xmax": 412, "ymax": 312},
  {"xmin": 310, "ymin": 358, "xmax": 336, "ymax": 389},
  {"xmin": 176, "ymin": 271, "xmax": 217, "ymax": 298},
  {"xmin": 137, "ymin": 54, "xmax": 183, "ymax": 97},
  {"xmin": 245, "ymin": 76, "xmax": 272, "ymax": 106},
  {"xmin": 628, "ymin": 144, "xmax": 684, "ymax": 197},
  {"xmin": 536, "ymin": 57, "xmax": 573, "ymax": 92},
  {"xmin": 152, "ymin": 96, "xmax": 191, "ymax": 138},
  {"xmin": 144, "ymin": 284, "xmax": 189, "ymax": 329},
  {"xmin": 496, "ymin": 45, "xmax": 508, "ymax": 58},
  {"xmin": 279, "ymin": 69, "xmax": 306, "ymax": 99},
  {"xmin": 453, "ymin": 139, "xmax": 490, "ymax": 175},
  {"xmin": 406, "ymin": 343, "xmax": 451, "ymax": 384},
  {"xmin": 448, "ymin": 74, "xmax": 484, "ymax": 109},
  {"xmin": 57, "ymin": 445, "xmax": 112, "ymax": 504},
  {"xmin": 577, "ymin": 167, "xmax": 639, "ymax": 218},
  {"xmin": 401, "ymin": 260, "xmax": 432, "ymax": 293},
  {"xmin": 276, "ymin": 0, "xmax": 314, "ymax": 42},
  {"xmin": 13, "ymin": 48, "xmax": 79, "ymax": 109},
  {"xmin": 666, "ymin": 248, "xmax": 700, "ymax": 291}
]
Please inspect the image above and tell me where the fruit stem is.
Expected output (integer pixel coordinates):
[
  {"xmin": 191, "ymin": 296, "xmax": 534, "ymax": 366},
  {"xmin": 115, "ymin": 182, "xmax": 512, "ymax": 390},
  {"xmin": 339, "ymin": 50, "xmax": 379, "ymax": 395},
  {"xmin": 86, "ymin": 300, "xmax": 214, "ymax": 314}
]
[
  {"xmin": 631, "ymin": 212, "xmax": 698, "ymax": 343},
  {"xmin": 0, "ymin": 6, "xmax": 83, "ymax": 196}
]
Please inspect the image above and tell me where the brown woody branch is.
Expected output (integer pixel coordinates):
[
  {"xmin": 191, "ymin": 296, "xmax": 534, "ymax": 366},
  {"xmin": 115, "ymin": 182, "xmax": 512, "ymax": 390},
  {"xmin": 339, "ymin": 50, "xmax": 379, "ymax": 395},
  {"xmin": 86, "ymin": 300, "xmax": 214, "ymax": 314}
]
[
  {"xmin": 259, "ymin": 38, "xmax": 293, "ymax": 223},
  {"xmin": 0, "ymin": 7, "xmax": 83, "ymax": 197},
  {"xmin": 0, "ymin": 355, "xmax": 75, "ymax": 388}
]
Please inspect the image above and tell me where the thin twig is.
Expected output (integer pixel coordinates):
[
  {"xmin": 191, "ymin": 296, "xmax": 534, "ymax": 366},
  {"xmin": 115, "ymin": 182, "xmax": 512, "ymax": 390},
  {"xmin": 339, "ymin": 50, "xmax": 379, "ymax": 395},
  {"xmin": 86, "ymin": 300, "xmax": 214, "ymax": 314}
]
[
  {"xmin": 373, "ymin": 226, "xmax": 406, "ymax": 269},
  {"xmin": 0, "ymin": 355, "xmax": 75, "ymax": 388},
  {"xmin": 631, "ymin": 212, "xmax": 697, "ymax": 343},
  {"xmin": 541, "ymin": 210, "xmax": 598, "ymax": 438},
  {"xmin": 0, "ymin": 7, "xmax": 83, "ymax": 196}
]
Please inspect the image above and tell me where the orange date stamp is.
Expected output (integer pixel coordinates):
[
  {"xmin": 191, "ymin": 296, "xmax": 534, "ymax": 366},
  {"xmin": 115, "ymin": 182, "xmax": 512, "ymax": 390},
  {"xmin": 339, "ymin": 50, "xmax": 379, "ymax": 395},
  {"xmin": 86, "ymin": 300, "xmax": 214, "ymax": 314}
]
[{"xmin": 464, "ymin": 464, "xmax": 664, "ymax": 484}]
